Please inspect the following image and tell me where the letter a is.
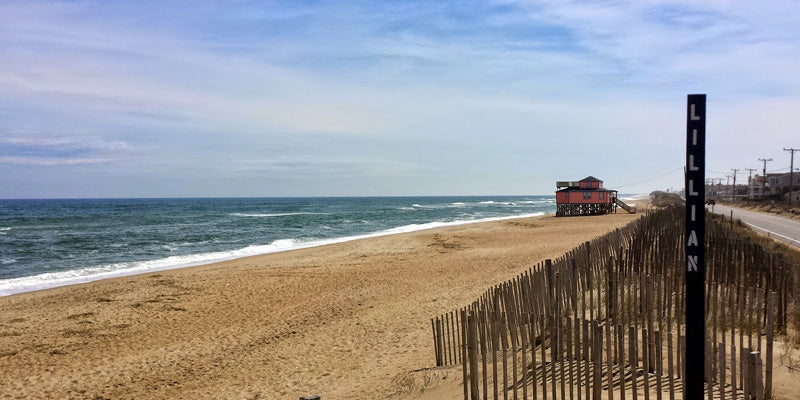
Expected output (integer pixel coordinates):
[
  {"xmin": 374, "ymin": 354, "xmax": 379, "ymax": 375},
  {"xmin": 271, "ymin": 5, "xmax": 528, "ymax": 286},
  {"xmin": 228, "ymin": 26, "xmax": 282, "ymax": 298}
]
[
  {"xmin": 687, "ymin": 255, "xmax": 698, "ymax": 272},
  {"xmin": 687, "ymin": 230, "xmax": 698, "ymax": 247}
]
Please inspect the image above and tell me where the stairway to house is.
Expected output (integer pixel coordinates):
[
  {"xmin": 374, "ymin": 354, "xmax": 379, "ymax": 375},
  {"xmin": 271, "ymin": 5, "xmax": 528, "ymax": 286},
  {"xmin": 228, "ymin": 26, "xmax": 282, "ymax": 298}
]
[{"xmin": 615, "ymin": 197, "xmax": 636, "ymax": 213}]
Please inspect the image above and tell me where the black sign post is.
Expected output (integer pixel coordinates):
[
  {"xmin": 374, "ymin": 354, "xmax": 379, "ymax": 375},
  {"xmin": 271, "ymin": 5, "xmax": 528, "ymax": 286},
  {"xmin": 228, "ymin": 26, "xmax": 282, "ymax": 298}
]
[{"xmin": 685, "ymin": 94, "xmax": 706, "ymax": 399}]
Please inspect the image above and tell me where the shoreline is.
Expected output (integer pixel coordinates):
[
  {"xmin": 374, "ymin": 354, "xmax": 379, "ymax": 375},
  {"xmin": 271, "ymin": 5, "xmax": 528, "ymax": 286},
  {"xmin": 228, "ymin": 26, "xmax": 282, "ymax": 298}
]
[
  {"xmin": 0, "ymin": 209, "xmax": 643, "ymax": 399},
  {"xmin": 0, "ymin": 212, "xmax": 548, "ymax": 297}
]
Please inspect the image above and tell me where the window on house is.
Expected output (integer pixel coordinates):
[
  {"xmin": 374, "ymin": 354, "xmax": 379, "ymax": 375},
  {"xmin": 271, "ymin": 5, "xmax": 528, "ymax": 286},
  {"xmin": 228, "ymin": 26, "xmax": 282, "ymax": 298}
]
[
  {"xmin": 583, "ymin": 192, "xmax": 592, "ymax": 199},
  {"xmin": 599, "ymin": 192, "xmax": 605, "ymax": 200}
]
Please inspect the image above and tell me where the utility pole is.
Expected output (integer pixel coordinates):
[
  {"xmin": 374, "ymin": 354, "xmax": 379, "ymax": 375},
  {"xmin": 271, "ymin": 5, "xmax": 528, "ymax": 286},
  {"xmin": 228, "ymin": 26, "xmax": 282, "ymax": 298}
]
[
  {"xmin": 784, "ymin": 148, "xmax": 799, "ymax": 207},
  {"xmin": 745, "ymin": 168, "xmax": 757, "ymax": 199},
  {"xmin": 758, "ymin": 158, "xmax": 773, "ymax": 198},
  {"xmin": 730, "ymin": 169, "xmax": 739, "ymax": 202},
  {"xmin": 725, "ymin": 175, "xmax": 731, "ymax": 201}
]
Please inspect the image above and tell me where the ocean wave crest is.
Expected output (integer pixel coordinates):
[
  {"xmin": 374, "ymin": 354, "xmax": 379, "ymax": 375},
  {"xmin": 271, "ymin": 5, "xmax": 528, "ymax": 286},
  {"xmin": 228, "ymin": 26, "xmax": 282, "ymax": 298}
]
[
  {"xmin": 230, "ymin": 212, "xmax": 327, "ymax": 218},
  {"xmin": 0, "ymin": 211, "xmax": 550, "ymax": 297},
  {"xmin": 0, "ymin": 238, "xmax": 306, "ymax": 297}
]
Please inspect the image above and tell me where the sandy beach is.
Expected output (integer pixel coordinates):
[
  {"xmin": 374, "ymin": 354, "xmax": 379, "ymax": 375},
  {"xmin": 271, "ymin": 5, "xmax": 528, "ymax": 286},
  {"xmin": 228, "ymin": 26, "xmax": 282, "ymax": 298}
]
[{"xmin": 0, "ymin": 209, "xmax": 661, "ymax": 399}]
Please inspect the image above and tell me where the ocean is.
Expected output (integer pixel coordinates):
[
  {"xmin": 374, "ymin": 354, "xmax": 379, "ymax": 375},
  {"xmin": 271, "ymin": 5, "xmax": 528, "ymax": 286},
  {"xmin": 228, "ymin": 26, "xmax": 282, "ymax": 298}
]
[{"xmin": 0, "ymin": 196, "xmax": 556, "ymax": 296}]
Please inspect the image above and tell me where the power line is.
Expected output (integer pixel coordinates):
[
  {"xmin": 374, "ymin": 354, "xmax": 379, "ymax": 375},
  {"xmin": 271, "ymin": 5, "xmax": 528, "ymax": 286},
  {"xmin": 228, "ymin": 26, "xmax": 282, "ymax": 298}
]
[{"xmin": 611, "ymin": 166, "xmax": 684, "ymax": 189}]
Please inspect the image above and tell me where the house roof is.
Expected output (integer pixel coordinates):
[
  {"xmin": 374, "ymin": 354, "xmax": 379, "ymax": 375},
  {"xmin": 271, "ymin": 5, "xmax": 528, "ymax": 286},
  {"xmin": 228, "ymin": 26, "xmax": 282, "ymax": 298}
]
[
  {"xmin": 556, "ymin": 187, "xmax": 617, "ymax": 193},
  {"xmin": 580, "ymin": 176, "xmax": 602, "ymax": 182}
]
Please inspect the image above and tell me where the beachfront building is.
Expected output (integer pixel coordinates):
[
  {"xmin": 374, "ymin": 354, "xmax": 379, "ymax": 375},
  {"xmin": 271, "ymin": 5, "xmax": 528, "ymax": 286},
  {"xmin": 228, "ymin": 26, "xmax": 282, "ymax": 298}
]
[
  {"xmin": 555, "ymin": 176, "xmax": 631, "ymax": 216},
  {"xmin": 750, "ymin": 172, "xmax": 800, "ymax": 199}
]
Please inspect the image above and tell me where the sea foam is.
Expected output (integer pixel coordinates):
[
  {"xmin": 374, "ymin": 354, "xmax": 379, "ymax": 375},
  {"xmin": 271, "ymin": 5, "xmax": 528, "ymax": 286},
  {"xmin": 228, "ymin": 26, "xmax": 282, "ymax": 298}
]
[
  {"xmin": 0, "ymin": 212, "xmax": 546, "ymax": 297},
  {"xmin": 230, "ymin": 212, "xmax": 327, "ymax": 217}
]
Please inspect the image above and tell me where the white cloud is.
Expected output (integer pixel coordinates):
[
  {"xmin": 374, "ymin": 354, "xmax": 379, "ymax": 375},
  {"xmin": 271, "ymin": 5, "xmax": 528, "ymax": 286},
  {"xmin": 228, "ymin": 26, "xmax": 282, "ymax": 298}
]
[
  {"xmin": 0, "ymin": 157, "xmax": 112, "ymax": 166},
  {"xmin": 1, "ymin": 0, "xmax": 799, "ymax": 196},
  {"xmin": 0, "ymin": 134, "xmax": 131, "ymax": 166}
]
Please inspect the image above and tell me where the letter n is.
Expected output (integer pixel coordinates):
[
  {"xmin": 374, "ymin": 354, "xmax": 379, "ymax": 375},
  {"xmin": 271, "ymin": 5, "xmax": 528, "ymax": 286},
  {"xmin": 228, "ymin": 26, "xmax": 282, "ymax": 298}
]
[{"xmin": 687, "ymin": 255, "xmax": 698, "ymax": 272}]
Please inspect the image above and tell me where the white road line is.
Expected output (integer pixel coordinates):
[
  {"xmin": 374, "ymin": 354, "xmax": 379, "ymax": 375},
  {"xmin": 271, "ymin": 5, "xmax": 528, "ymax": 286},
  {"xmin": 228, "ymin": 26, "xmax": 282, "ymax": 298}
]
[{"xmin": 742, "ymin": 222, "xmax": 800, "ymax": 246}]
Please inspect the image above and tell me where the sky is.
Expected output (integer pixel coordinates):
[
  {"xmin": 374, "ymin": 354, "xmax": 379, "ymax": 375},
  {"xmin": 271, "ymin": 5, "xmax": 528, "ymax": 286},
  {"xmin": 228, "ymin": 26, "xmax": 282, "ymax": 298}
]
[{"xmin": 1, "ymin": 0, "xmax": 799, "ymax": 198}]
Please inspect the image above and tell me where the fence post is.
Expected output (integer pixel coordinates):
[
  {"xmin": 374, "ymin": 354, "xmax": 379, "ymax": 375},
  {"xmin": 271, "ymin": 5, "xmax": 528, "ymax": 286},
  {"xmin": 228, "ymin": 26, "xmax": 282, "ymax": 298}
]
[
  {"xmin": 594, "ymin": 323, "xmax": 603, "ymax": 400},
  {"xmin": 521, "ymin": 310, "xmax": 528, "ymax": 400},
  {"xmin": 619, "ymin": 326, "xmax": 626, "ymax": 400},
  {"xmin": 747, "ymin": 350, "xmax": 757, "ymax": 400},
  {"xmin": 742, "ymin": 347, "xmax": 750, "ymax": 398},
  {"xmin": 630, "ymin": 326, "xmax": 639, "ymax": 400},
  {"xmin": 646, "ymin": 277, "xmax": 655, "ymax": 372},
  {"xmin": 731, "ymin": 343, "xmax": 737, "ymax": 395},
  {"xmin": 706, "ymin": 339, "xmax": 713, "ymax": 400},
  {"xmin": 719, "ymin": 342, "xmax": 726, "ymax": 400},
  {"xmin": 461, "ymin": 310, "xmax": 469, "ymax": 400},
  {"xmin": 755, "ymin": 352, "xmax": 763, "ymax": 400},
  {"xmin": 576, "ymin": 318, "xmax": 583, "ymax": 400},
  {"xmin": 655, "ymin": 331, "xmax": 663, "ymax": 400},
  {"xmin": 445, "ymin": 313, "xmax": 452, "ymax": 365},
  {"xmin": 468, "ymin": 312, "xmax": 480, "ymax": 400},
  {"xmin": 765, "ymin": 292, "xmax": 775, "ymax": 398},
  {"xmin": 432, "ymin": 318, "xmax": 441, "ymax": 366},
  {"xmin": 667, "ymin": 331, "xmax": 675, "ymax": 400},
  {"xmin": 607, "ymin": 323, "xmax": 614, "ymax": 400},
  {"xmin": 643, "ymin": 328, "xmax": 651, "ymax": 400},
  {"xmin": 479, "ymin": 307, "xmax": 488, "ymax": 400},
  {"xmin": 551, "ymin": 314, "xmax": 557, "ymax": 400},
  {"xmin": 492, "ymin": 309, "xmax": 499, "ymax": 400}
]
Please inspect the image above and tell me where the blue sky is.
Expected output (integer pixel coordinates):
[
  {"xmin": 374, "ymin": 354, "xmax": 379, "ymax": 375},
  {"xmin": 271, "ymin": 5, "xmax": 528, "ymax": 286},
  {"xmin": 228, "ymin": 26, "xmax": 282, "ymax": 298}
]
[{"xmin": 2, "ymin": 0, "xmax": 799, "ymax": 198}]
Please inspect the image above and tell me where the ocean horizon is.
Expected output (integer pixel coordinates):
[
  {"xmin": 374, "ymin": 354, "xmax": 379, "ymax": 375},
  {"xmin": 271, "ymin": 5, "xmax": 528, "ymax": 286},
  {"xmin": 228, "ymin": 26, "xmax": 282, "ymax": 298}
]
[{"xmin": 0, "ymin": 195, "xmax": 641, "ymax": 296}]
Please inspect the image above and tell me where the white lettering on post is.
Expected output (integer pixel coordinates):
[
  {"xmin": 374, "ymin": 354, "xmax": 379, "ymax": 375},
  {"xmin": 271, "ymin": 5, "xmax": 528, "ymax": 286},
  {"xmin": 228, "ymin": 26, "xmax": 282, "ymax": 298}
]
[
  {"xmin": 688, "ymin": 179, "xmax": 699, "ymax": 196},
  {"xmin": 691, "ymin": 104, "xmax": 701, "ymax": 120},
  {"xmin": 689, "ymin": 155, "xmax": 699, "ymax": 171},
  {"xmin": 687, "ymin": 230, "xmax": 698, "ymax": 247},
  {"xmin": 693, "ymin": 129, "xmax": 697, "ymax": 146},
  {"xmin": 687, "ymin": 255, "xmax": 698, "ymax": 272},
  {"xmin": 691, "ymin": 204, "xmax": 696, "ymax": 221}
]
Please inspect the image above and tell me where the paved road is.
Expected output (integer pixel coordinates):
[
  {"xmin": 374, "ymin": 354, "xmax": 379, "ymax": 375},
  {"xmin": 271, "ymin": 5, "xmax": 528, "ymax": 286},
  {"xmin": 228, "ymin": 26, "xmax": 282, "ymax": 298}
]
[{"xmin": 710, "ymin": 204, "xmax": 800, "ymax": 248}]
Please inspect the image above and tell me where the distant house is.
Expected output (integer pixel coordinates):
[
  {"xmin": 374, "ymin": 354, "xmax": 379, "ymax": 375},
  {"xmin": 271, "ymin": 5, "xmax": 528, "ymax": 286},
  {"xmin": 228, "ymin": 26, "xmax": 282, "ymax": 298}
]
[
  {"xmin": 751, "ymin": 172, "xmax": 800, "ymax": 198},
  {"xmin": 555, "ymin": 176, "xmax": 631, "ymax": 216}
]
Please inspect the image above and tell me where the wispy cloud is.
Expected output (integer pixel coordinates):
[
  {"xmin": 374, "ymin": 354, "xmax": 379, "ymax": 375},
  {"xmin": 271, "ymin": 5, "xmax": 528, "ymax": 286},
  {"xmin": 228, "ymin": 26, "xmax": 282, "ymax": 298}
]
[
  {"xmin": 0, "ymin": 0, "xmax": 798, "ymax": 196},
  {"xmin": 0, "ymin": 135, "xmax": 130, "ymax": 166}
]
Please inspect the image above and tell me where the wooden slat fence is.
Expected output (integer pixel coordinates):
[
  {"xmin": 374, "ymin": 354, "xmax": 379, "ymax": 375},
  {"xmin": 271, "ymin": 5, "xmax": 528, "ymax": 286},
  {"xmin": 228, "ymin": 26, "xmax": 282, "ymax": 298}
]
[{"xmin": 431, "ymin": 207, "xmax": 796, "ymax": 400}]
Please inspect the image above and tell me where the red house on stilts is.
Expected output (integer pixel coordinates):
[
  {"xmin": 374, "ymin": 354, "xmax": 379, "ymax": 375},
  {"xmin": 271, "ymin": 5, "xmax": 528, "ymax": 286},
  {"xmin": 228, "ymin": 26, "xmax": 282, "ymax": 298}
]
[{"xmin": 555, "ymin": 176, "xmax": 634, "ymax": 216}]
